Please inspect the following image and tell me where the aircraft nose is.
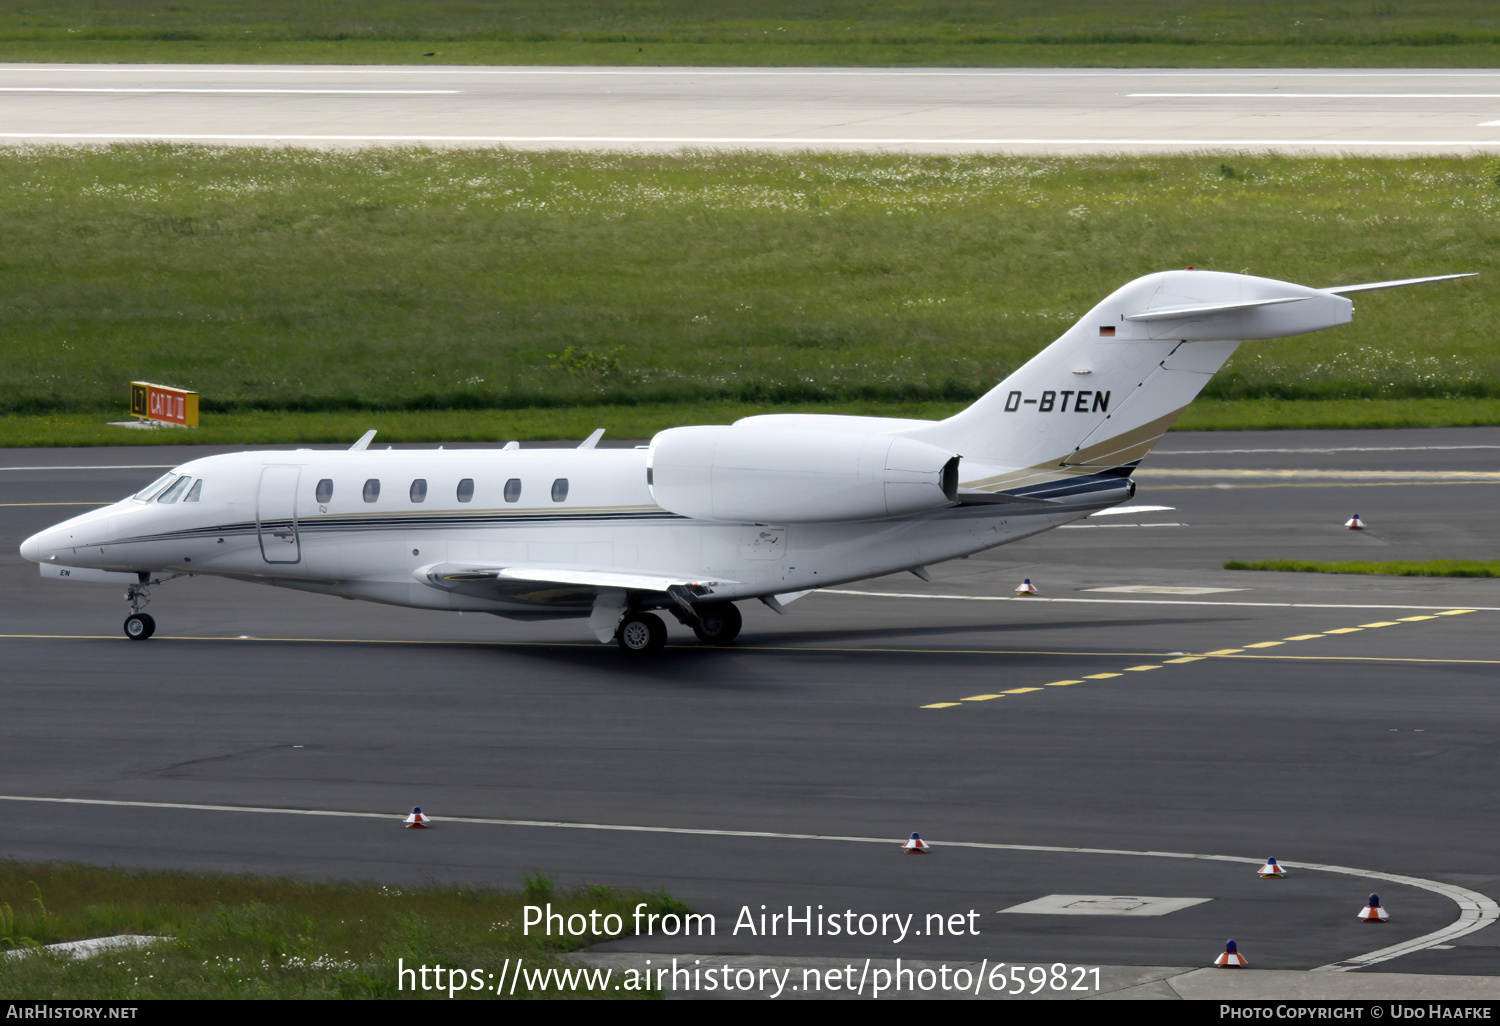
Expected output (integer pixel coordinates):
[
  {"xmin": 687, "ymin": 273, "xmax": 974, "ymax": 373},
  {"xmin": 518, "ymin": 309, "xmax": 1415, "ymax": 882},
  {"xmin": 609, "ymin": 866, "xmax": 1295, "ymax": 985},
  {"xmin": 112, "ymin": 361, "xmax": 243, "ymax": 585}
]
[{"xmin": 19, "ymin": 530, "xmax": 45, "ymax": 563}]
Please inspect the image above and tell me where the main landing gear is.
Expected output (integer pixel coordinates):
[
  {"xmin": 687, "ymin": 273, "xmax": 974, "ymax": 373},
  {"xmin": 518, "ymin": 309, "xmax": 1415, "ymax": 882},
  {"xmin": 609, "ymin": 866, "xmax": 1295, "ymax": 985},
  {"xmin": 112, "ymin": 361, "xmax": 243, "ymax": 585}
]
[
  {"xmin": 123, "ymin": 572, "xmax": 156, "ymax": 641},
  {"xmin": 689, "ymin": 602, "xmax": 742, "ymax": 645},
  {"xmin": 616, "ymin": 611, "xmax": 667, "ymax": 655},
  {"xmin": 614, "ymin": 601, "xmax": 744, "ymax": 655}
]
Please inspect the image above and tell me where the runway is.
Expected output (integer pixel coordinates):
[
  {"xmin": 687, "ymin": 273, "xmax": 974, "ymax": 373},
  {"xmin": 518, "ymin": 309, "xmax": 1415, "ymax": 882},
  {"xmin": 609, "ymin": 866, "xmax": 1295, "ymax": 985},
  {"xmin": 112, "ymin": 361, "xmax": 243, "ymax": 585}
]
[
  {"xmin": 1, "ymin": 426, "xmax": 1497, "ymax": 980},
  {"xmin": 5, "ymin": 64, "xmax": 1500, "ymax": 152}
]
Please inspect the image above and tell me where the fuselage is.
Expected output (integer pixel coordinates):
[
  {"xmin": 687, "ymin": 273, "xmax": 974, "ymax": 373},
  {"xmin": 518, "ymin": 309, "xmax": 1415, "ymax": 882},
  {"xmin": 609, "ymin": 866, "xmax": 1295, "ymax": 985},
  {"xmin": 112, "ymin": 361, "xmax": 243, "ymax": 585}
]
[
  {"xmin": 19, "ymin": 267, "xmax": 1466, "ymax": 644},
  {"xmin": 21, "ymin": 445, "xmax": 1105, "ymax": 619}
]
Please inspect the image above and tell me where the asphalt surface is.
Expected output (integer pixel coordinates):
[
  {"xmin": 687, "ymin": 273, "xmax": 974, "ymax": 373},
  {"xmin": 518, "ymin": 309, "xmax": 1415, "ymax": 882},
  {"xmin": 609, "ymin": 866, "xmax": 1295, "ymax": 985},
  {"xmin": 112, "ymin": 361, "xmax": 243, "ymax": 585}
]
[
  {"xmin": 1, "ymin": 427, "xmax": 1497, "ymax": 977},
  {"xmin": 5, "ymin": 64, "xmax": 1500, "ymax": 152}
]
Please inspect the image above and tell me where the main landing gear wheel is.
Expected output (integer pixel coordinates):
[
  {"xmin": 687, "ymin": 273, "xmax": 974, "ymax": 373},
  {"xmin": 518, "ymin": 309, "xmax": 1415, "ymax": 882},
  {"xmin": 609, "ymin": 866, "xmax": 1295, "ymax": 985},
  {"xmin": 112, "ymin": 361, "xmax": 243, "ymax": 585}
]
[
  {"xmin": 124, "ymin": 613, "xmax": 156, "ymax": 641},
  {"xmin": 616, "ymin": 612, "xmax": 667, "ymax": 655},
  {"xmin": 692, "ymin": 602, "xmax": 742, "ymax": 645}
]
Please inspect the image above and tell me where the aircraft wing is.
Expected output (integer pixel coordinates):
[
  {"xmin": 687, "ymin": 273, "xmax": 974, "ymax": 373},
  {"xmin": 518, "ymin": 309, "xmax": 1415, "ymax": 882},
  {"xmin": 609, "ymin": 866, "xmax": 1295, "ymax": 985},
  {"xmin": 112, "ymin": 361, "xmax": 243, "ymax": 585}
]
[{"xmin": 416, "ymin": 562, "xmax": 738, "ymax": 601}]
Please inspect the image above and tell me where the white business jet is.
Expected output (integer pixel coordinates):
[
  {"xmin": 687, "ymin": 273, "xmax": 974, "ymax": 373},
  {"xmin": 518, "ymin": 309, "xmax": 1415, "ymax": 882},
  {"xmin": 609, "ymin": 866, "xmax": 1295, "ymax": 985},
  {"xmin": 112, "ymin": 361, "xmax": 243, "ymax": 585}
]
[{"xmin": 20, "ymin": 269, "xmax": 1469, "ymax": 654}]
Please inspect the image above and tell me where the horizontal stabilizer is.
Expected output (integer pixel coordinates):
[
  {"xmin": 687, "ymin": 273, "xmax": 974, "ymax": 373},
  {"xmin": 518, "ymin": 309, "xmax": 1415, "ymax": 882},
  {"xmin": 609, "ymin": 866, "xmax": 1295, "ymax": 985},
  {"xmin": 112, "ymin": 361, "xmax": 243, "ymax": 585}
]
[
  {"xmin": 1125, "ymin": 295, "xmax": 1308, "ymax": 322},
  {"xmin": 1321, "ymin": 273, "xmax": 1475, "ymax": 295},
  {"xmin": 952, "ymin": 490, "xmax": 1060, "ymax": 506}
]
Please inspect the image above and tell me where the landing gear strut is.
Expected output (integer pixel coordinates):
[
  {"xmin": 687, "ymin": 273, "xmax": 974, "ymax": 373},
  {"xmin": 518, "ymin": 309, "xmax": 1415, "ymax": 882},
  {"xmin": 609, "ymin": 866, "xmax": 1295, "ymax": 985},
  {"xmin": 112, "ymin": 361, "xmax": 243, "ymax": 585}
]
[{"xmin": 123, "ymin": 572, "xmax": 156, "ymax": 641}]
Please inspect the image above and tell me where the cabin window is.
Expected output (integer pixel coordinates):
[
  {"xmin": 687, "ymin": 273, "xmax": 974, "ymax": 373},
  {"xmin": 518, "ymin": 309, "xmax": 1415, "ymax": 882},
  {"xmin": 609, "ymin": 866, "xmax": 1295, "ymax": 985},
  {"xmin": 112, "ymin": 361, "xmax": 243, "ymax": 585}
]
[
  {"xmin": 133, "ymin": 473, "xmax": 176, "ymax": 501},
  {"xmin": 184, "ymin": 479, "xmax": 203, "ymax": 503},
  {"xmin": 503, "ymin": 478, "xmax": 521, "ymax": 503},
  {"xmin": 457, "ymin": 478, "xmax": 475, "ymax": 503},
  {"xmin": 410, "ymin": 479, "xmax": 427, "ymax": 503},
  {"xmin": 363, "ymin": 479, "xmax": 380, "ymax": 503},
  {"xmin": 551, "ymin": 478, "xmax": 569, "ymax": 502},
  {"xmin": 156, "ymin": 476, "xmax": 191, "ymax": 503},
  {"xmin": 316, "ymin": 479, "xmax": 333, "ymax": 503}
]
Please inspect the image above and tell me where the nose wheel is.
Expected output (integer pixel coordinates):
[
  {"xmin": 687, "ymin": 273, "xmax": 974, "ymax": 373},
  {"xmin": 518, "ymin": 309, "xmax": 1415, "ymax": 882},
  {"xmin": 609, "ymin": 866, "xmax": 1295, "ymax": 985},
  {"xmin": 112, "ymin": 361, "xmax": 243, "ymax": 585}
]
[
  {"xmin": 123, "ymin": 574, "xmax": 157, "ymax": 640},
  {"xmin": 124, "ymin": 613, "xmax": 156, "ymax": 641}
]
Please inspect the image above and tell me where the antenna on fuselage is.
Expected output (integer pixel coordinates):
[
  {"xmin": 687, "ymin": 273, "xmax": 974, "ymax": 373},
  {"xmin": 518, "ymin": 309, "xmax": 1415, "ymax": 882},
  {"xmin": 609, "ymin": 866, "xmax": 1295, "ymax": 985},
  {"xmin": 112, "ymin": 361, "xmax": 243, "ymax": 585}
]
[{"xmin": 349, "ymin": 429, "xmax": 377, "ymax": 451}]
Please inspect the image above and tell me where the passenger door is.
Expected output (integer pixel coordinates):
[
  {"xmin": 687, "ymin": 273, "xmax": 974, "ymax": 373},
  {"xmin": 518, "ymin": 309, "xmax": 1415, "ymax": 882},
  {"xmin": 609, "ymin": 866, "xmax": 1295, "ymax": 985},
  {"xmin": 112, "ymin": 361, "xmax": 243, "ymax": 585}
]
[{"xmin": 257, "ymin": 466, "xmax": 302, "ymax": 564}]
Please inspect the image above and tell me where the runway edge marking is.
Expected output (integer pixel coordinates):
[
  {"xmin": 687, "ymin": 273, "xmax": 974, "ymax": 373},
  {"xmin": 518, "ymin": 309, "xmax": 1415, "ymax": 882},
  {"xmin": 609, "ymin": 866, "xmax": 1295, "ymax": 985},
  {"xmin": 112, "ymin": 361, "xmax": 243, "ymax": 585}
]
[{"xmin": 0, "ymin": 793, "xmax": 1492, "ymax": 972}]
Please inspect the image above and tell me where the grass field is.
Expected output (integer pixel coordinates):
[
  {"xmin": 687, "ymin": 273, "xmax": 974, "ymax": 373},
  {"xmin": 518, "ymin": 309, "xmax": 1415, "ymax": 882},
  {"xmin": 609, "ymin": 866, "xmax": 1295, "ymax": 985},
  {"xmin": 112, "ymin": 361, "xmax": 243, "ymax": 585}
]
[
  {"xmin": 1225, "ymin": 559, "xmax": 1500, "ymax": 577},
  {"xmin": 3, "ymin": 1, "xmax": 1500, "ymax": 67},
  {"xmin": 2, "ymin": 146, "xmax": 1496, "ymax": 447},
  {"xmin": 6, "ymin": 398, "xmax": 1500, "ymax": 449},
  {"xmin": 0, "ymin": 860, "xmax": 677, "ymax": 998}
]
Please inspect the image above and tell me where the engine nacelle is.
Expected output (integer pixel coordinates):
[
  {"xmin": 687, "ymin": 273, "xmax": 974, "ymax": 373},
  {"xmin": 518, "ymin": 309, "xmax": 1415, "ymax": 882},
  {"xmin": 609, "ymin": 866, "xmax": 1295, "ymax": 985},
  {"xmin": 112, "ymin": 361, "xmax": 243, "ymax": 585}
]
[{"xmin": 648, "ymin": 425, "xmax": 959, "ymax": 523}]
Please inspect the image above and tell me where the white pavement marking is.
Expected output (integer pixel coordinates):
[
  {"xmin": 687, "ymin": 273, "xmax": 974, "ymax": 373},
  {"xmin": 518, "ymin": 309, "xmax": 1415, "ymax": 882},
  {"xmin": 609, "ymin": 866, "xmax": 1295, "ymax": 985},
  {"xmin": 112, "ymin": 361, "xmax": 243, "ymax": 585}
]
[
  {"xmin": 1137, "ymin": 469, "xmax": 1500, "ymax": 481},
  {"xmin": 1084, "ymin": 586, "xmax": 1246, "ymax": 595},
  {"xmin": 1154, "ymin": 446, "xmax": 1500, "ymax": 455},
  {"xmin": 9, "ymin": 65, "xmax": 1500, "ymax": 154},
  {"xmin": 0, "ymin": 465, "xmax": 172, "ymax": 471},
  {"xmin": 1000, "ymin": 894, "xmax": 1212, "ymax": 917},
  {"xmin": 825, "ymin": 590, "xmax": 1500, "ymax": 613},
  {"xmin": 1131, "ymin": 93, "xmax": 1500, "ymax": 98},
  {"xmin": 0, "ymin": 793, "xmax": 1489, "ymax": 971},
  {"xmin": 0, "ymin": 87, "xmax": 459, "ymax": 95},
  {"xmin": 10, "ymin": 66, "xmax": 1500, "ymax": 79},
  {"xmin": 6, "ymin": 133, "xmax": 1500, "ymax": 149}
]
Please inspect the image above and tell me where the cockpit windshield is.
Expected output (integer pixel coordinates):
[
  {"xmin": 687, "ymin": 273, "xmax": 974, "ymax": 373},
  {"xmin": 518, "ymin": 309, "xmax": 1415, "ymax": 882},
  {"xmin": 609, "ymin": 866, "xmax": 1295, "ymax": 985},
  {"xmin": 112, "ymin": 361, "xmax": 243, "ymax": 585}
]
[
  {"xmin": 156, "ymin": 476, "xmax": 192, "ymax": 503},
  {"xmin": 132, "ymin": 472, "xmax": 179, "ymax": 502}
]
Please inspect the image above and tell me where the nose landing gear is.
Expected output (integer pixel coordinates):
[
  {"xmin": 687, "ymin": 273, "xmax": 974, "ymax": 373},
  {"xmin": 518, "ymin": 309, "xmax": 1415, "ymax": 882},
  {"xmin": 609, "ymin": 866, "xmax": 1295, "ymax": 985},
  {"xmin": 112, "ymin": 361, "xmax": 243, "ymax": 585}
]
[{"xmin": 123, "ymin": 573, "xmax": 156, "ymax": 641}]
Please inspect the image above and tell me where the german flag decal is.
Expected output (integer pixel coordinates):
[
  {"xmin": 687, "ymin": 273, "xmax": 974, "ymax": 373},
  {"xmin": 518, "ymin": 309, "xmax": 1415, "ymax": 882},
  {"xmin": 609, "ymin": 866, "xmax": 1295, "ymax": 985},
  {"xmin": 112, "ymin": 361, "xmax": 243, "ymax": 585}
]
[{"xmin": 1099, "ymin": 326, "xmax": 1116, "ymax": 336}]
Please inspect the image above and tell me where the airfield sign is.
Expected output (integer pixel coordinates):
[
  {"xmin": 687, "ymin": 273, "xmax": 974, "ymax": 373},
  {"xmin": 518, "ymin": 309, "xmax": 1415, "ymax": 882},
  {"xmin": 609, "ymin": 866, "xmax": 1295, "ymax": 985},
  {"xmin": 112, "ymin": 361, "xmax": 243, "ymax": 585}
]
[{"xmin": 130, "ymin": 381, "xmax": 199, "ymax": 428}]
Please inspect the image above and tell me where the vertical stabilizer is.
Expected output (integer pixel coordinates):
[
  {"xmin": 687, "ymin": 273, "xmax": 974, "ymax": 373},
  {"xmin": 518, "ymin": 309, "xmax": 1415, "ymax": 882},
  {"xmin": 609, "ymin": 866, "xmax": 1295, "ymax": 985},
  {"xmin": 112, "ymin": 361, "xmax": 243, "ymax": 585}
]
[{"xmin": 903, "ymin": 270, "xmax": 1353, "ymax": 479}]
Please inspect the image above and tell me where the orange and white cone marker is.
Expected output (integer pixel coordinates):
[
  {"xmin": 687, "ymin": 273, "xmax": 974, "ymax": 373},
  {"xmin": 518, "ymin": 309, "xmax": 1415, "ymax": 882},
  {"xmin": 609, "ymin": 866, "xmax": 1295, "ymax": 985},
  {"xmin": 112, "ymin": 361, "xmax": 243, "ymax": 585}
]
[
  {"xmin": 1214, "ymin": 939, "xmax": 1248, "ymax": 968},
  {"xmin": 902, "ymin": 832, "xmax": 929, "ymax": 854},
  {"xmin": 1345, "ymin": 514, "xmax": 1366, "ymax": 530},
  {"xmin": 1015, "ymin": 578, "xmax": 1039, "ymax": 596},
  {"xmin": 1358, "ymin": 894, "xmax": 1389, "ymax": 922},
  {"xmin": 404, "ymin": 806, "xmax": 431, "ymax": 829},
  {"xmin": 1258, "ymin": 857, "xmax": 1286, "ymax": 879}
]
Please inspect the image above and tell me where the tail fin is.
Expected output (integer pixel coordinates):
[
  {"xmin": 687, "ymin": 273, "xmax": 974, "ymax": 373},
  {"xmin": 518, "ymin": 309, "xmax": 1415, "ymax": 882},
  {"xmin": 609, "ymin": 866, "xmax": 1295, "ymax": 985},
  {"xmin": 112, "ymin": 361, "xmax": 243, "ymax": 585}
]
[{"xmin": 903, "ymin": 269, "xmax": 1468, "ymax": 492}]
